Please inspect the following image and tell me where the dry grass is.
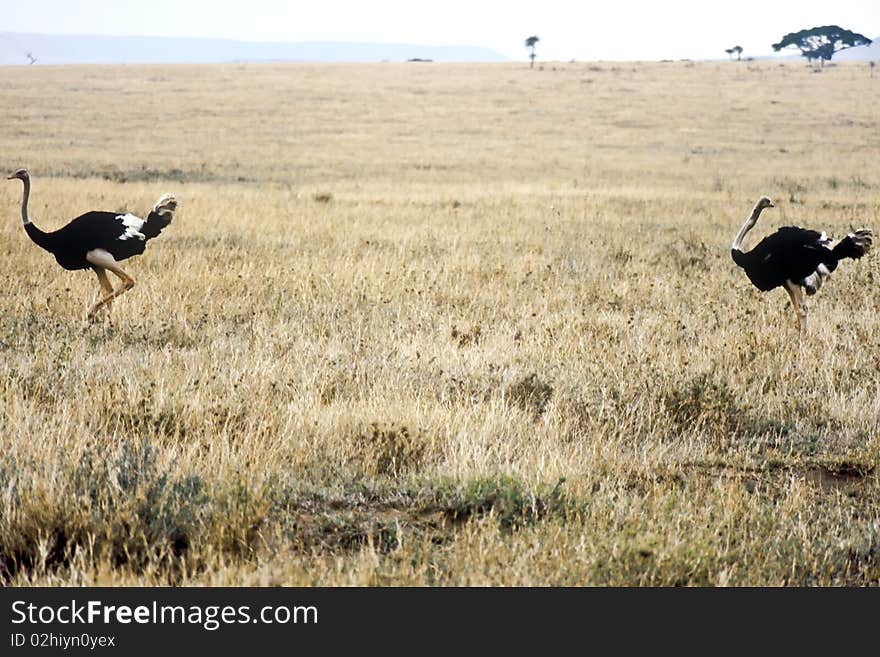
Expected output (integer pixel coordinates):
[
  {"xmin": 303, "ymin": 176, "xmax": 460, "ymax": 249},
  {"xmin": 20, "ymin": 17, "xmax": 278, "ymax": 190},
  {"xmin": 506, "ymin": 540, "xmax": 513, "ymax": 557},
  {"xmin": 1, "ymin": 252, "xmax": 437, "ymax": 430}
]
[{"xmin": 1, "ymin": 60, "xmax": 879, "ymax": 586}]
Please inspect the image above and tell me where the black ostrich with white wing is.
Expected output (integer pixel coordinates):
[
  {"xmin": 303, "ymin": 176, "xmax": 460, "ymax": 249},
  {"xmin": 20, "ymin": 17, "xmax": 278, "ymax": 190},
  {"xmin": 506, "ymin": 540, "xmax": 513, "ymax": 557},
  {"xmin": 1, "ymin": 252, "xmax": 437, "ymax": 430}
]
[
  {"xmin": 731, "ymin": 196, "xmax": 872, "ymax": 333},
  {"xmin": 8, "ymin": 168, "xmax": 177, "ymax": 319}
]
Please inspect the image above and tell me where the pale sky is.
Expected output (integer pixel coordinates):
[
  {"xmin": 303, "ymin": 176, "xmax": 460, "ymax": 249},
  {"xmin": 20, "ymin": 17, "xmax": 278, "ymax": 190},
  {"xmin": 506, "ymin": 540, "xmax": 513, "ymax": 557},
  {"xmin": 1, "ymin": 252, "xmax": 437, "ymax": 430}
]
[{"xmin": 2, "ymin": 0, "xmax": 877, "ymax": 61}]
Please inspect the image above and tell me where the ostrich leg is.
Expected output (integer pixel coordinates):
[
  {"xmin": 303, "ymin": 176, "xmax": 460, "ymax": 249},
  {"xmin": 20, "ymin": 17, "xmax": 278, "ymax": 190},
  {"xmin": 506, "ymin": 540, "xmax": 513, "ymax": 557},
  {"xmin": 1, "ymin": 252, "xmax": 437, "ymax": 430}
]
[
  {"xmin": 783, "ymin": 281, "xmax": 807, "ymax": 334},
  {"xmin": 90, "ymin": 267, "xmax": 115, "ymax": 317},
  {"xmin": 86, "ymin": 249, "xmax": 135, "ymax": 318}
]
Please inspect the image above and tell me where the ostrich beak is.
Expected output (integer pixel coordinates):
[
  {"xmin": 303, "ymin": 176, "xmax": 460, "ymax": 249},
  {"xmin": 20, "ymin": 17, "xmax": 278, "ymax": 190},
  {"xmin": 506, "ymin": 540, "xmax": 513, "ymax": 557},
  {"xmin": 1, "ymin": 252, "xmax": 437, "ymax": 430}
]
[{"xmin": 6, "ymin": 174, "xmax": 15, "ymax": 179}]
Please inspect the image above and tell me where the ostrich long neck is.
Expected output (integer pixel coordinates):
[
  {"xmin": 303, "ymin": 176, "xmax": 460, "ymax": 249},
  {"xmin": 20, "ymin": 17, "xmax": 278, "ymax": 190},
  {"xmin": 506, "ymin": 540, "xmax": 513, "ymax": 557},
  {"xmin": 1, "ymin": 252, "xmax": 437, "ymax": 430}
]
[
  {"xmin": 18, "ymin": 177, "xmax": 53, "ymax": 252},
  {"xmin": 731, "ymin": 203, "xmax": 767, "ymax": 252},
  {"xmin": 19, "ymin": 174, "xmax": 32, "ymax": 224}
]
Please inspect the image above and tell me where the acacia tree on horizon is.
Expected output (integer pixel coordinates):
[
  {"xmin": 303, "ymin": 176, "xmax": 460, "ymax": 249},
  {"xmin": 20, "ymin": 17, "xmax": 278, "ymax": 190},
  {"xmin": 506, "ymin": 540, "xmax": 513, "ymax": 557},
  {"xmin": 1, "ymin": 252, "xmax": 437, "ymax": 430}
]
[
  {"xmin": 725, "ymin": 45, "xmax": 743, "ymax": 61},
  {"xmin": 772, "ymin": 25, "xmax": 872, "ymax": 67},
  {"xmin": 525, "ymin": 35, "xmax": 539, "ymax": 68}
]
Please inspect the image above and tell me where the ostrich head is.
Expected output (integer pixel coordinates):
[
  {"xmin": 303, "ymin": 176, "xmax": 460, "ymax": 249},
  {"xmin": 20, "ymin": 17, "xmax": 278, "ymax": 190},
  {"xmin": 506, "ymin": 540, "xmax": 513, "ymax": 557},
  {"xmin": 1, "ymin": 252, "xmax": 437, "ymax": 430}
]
[
  {"xmin": 755, "ymin": 196, "xmax": 774, "ymax": 211},
  {"xmin": 7, "ymin": 168, "xmax": 28, "ymax": 181}
]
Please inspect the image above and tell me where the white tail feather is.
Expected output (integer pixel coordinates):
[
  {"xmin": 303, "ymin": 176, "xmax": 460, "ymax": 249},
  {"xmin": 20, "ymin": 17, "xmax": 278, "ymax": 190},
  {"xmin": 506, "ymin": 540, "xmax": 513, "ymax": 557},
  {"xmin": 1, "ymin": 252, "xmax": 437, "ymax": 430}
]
[{"xmin": 152, "ymin": 193, "xmax": 177, "ymax": 216}]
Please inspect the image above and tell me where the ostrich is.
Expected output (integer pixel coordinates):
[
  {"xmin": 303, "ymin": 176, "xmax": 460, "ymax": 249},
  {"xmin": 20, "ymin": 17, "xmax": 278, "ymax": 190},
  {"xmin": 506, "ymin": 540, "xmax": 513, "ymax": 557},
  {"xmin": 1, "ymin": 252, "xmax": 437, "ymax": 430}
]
[
  {"xmin": 731, "ymin": 196, "xmax": 872, "ymax": 333},
  {"xmin": 8, "ymin": 168, "xmax": 177, "ymax": 319}
]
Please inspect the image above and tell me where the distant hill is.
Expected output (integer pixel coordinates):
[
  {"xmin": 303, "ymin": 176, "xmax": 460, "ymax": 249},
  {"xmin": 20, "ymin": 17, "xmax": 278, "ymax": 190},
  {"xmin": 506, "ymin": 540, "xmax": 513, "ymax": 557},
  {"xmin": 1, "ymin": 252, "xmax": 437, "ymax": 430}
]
[{"xmin": 0, "ymin": 32, "xmax": 509, "ymax": 65}]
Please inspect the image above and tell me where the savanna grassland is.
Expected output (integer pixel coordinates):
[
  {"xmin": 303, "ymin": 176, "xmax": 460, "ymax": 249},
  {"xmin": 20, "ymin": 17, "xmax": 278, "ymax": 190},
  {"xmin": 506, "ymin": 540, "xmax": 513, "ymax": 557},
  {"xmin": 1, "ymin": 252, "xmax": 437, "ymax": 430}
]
[{"xmin": 1, "ymin": 60, "xmax": 879, "ymax": 586}]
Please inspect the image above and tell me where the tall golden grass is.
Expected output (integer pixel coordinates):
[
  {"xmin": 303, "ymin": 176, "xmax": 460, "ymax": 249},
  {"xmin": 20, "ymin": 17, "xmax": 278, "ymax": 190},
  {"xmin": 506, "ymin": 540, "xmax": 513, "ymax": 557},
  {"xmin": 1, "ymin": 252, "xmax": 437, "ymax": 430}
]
[{"xmin": 0, "ymin": 60, "xmax": 878, "ymax": 585}]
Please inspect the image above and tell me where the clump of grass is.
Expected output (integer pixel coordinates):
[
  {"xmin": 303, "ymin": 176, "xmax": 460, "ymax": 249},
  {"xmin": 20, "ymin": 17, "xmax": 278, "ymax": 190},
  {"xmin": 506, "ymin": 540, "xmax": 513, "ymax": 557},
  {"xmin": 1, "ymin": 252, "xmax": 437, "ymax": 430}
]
[
  {"xmin": 351, "ymin": 422, "xmax": 427, "ymax": 477},
  {"xmin": 208, "ymin": 477, "xmax": 271, "ymax": 559},
  {"xmin": 661, "ymin": 373, "xmax": 745, "ymax": 438},
  {"xmin": 0, "ymin": 439, "xmax": 210, "ymax": 583},
  {"xmin": 104, "ymin": 440, "xmax": 209, "ymax": 557},
  {"xmin": 443, "ymin": 474, "xmax": 571, "ymax": 532},
  {"xmin": 0, "ymin": 440, "xmax": 277, "ymax": 583},
  {"xmin": 610, "ymin": 247, "xmax": 633, "ymax": 264},
  {"xmin": 674, "ymin": 236, "xmax": 712, "ymax": 273},
  {"xmin": 440, "ymin": 370, "xmax": 498, "ymax": 407},
  {"xmin": 505, "ymin": 373, "xmax": 554, "ymax": 418},
  {"xmin": 451, "ymin": 324, "xmax": 482, "ymax": 347}
]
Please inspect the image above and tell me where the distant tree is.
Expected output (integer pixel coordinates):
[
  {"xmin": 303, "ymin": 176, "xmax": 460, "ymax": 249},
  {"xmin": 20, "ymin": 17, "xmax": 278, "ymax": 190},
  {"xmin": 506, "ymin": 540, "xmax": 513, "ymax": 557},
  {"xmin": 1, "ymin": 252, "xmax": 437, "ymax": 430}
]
[
  {"xmin": 725, "ymin": 45, "xmax": 743, "ymax": 61},
  {"xmin": 772, "ymin": 25, "xmax": 872, "ymax": 67},
  {"xmin": 525, "ymin": 35, "xmax": 539, "ymax": 68},
  {"xmin": 25, "ymin": 51, "xmax": 36, "ymax": 65}
]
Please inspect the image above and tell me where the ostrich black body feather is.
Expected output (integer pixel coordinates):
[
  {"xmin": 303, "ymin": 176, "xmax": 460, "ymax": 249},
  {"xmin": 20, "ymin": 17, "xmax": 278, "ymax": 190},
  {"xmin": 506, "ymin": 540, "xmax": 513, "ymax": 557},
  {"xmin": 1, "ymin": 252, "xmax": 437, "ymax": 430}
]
[
  {"xmin": 25, "ymin": 207, "xmax": 173, "ymax": 271},
  {"xmin": 731, "ymin": 226, "xmax": 838, "ymax": 292}
]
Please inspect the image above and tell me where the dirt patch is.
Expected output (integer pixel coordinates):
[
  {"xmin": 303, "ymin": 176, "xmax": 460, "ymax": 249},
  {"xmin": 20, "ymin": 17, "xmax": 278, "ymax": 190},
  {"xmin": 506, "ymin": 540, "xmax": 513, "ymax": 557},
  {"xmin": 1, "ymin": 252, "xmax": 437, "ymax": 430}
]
[
  {"xmin": 801, "ymin": 462, "xmax": 875, "ymax": 495},
  {"xmin": 678, "ymin": 459, "xmax": 877, "ymax": 498}
]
